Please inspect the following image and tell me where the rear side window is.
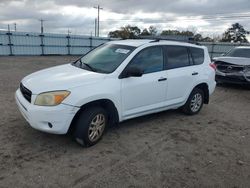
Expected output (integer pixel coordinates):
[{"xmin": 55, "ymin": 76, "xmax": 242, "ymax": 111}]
[
  {"xmin": 165, "ymin": 46, "xmax": 190, "ymax": 69},
  {"xmin": 189, "ymin": 47, "xmax": 204, "ymax": 65}
]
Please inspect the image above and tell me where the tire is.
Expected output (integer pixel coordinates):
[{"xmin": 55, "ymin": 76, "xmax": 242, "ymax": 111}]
[
  {"xmin": 182, "ymin": 88, "xmax": 204, "ymax": 115},
  {"xmin": 73, "ymin": 106, "xmax": 107, "ymax": 147}
]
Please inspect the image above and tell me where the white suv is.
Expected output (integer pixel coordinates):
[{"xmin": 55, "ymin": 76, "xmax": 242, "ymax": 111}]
[{"xmin": 15, "ymin": 39, "xmax": 216, "ymax": 146}]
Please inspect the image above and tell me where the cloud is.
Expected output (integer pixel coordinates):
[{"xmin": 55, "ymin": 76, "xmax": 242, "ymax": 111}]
[
  {"xmin": 0, "ymin": 0, "xmax": 249, "ymax": 36},
  {"xmin": 49, "ymin": 0, "xmax": 250, "ymax": 15}
]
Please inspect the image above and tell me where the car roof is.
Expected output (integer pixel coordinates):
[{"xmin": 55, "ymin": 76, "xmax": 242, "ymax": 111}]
[{"xmin": 108, "ymin": 39, "xmax": 203, "ymax": 48}]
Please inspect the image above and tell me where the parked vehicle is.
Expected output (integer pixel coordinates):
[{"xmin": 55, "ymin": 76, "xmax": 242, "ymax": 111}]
[
  {"xmin": 15, "ymin": 39, "xmax": 216, "ymax": 146},
  {"xmin": 213, "ymin": 46, "xmax": 250, "ymax": 85}
]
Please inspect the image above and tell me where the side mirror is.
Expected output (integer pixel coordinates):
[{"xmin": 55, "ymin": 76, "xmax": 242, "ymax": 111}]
[{"xmin": 120, "ymin": 66, "xmax": 143, "ymax": 79}]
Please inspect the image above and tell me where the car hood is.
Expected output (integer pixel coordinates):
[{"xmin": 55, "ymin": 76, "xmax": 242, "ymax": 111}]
[
  {"xmin": 21, "ymin": 64, "xmax": 106, "ymax": 94},
  {"xmin": 213, "ymin": 57, "xmax": 250, "ymax": 66}
]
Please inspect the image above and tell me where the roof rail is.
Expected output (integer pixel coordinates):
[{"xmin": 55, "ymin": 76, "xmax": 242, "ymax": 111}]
[{"xmin": 137, "ymin": 36, "xmax": 201, "ymax": 45}]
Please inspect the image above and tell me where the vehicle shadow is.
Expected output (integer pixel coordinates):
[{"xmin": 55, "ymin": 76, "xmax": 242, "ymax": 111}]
[
  {"xmin": 109, "ymin": 109, "xmax": 183, "ymax": 131},
  {"xmin": 11, "ymin": 108, "xmax": 183, "ymax": 152}
]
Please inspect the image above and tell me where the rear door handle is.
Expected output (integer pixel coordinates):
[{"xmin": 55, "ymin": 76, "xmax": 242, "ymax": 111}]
[
  {"xmin": 158, "ymin": 78, "xmax": 167, "ymax": 82},
  {"xmin": 192, "ymin": 72, "xmax": 199, "ymax": 76}
]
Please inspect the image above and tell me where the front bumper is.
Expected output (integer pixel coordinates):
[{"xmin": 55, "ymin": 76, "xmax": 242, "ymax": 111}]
[
  {"xmin": 216, "ymin": 70, "xmax": 250, "ymax": 85},
  {"xmin": 15, "ymin": 89, "xmax": 79, "ymax": 134}
]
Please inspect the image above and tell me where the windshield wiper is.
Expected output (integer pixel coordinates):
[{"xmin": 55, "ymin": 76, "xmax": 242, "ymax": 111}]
[
  {"xmin": 82, "ymin": 62, "xmax": 96, "ymax": 72},
  {"xmin": 78, "ymin": 59, "xmax": 96, "ymax": 72}
]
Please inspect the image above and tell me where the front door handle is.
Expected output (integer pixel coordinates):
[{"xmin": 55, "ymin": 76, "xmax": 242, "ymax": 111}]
[
  {"xmin": 158, "ymin": 78, "xmax": 167, "ymax": 82},
  {"xmin": 192, "ymin": 72, "xmax": 199, "ymax": 76}
]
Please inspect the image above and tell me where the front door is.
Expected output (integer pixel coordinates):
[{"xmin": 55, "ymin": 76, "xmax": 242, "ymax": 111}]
[{"xmin": 121, "ymin": 46, "xmax": 167, "ymax": 118}]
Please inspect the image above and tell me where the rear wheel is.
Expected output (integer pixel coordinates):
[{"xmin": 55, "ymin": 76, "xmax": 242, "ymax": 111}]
[
  {"xmin": 73, "ymin": 106, "xmax": 107, "ymax": 147},
  {"xmin": 182, "ymin": 88, "xmax": 204, "ymax": 115}
]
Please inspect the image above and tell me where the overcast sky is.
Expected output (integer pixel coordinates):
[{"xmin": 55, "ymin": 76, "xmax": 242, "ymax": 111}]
[{"xmin": 0, "ymin": 0, "xmax": 250, "ymax": 38}]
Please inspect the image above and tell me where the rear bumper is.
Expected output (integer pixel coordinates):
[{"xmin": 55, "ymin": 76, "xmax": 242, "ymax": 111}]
[
  {"xmin": 15, "ymin": 89, "xmax": 79, "ymax": 134},
  {"xmin": 209, "ymin": 80, "xmax": 216, "ymax": 95}
]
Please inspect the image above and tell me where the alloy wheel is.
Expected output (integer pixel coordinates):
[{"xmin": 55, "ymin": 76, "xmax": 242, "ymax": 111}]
[
  {"xmin": 190, "ymin": 93, "xmax": 202, "ymax": 113},
  {"xmin": 88, "ymin": 114, "xmax": 106, "ymax": 142}
]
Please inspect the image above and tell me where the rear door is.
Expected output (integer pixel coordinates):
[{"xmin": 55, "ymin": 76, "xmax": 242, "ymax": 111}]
[{"xmin": 164, "ymin": 45, "xmax": 201, "ymax": 105}]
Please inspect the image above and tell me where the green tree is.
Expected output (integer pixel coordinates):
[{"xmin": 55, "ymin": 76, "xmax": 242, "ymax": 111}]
[
  {"xmin": 194, "ymin": 34, "xmax": 214, "ymax": 42},
  {"xmin": 221, "ymin": 23, "xmax": 249, "ymax": 43},
  {"xmin": 148, "ymin": 26, "xmax": 157, "ymax": 36},
  {"xmin": 108, "ymin": 25, "xmax": 141, "ymax": 39},
  {"xmin": 141, "ymin": 28, "xmax": 151, "ymax": 36},
  {"xmin": 180, "ymin": 31, "xmax": 194, "ymax": 36},
  {"xmin": 108, "ymin": 30, "xmax": 123, "ymax": 38},
  {"xmin": 161, "ymin": 30, "xmax": 181, "ymax": 36},
  {"xmin": 194, "ymin": 34, "xmax": 203, "ymax": 41},
  {"xmin": 201, "ymin": 37, "xmax": 214, "ymax": 42},
  {"xmin": 109, "ymin": 26, "xmax": 216, "ymax": 42},
  {"xmin": 161, "ymin": 30, "xmax": 195, "ymax": 36},
  {"xmin": 140, "ymin": 26, "xmax": 158, "ymax": 36}
]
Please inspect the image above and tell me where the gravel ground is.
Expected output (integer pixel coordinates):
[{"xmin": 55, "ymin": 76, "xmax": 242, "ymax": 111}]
[{"xmin": 0, "ymin": 56, "xmax": 250, "ymax": 188}]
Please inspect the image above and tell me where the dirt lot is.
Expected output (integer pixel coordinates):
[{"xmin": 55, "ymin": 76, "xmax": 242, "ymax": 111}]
[{"xmin": 0, "ymin": 56, "xmax": 250, "ymax": 188}]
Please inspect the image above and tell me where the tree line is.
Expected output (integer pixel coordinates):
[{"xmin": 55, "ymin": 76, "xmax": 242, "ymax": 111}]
[{"xmin": 108, "ymin": 23, "xmax": 249, "ymax": 43}]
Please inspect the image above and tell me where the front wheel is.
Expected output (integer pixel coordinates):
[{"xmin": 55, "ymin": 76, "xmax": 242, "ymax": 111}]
[
  {"xmin": 182, "ymin": 88, "xmax": 204, "ymax": 115},
  {"xmin": 73, "ymin": 106, "xmax": 107, "ymax": 147}
]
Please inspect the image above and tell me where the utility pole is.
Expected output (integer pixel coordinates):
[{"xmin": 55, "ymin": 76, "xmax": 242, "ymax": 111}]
[
  {"xmin": 67, "ymin": 29, "xmax": 71, "ymax": 55},
  {"xmin": 94, "ymin": 5, "xmax": 103, "ymax": 37},
  {"xmin": 14, "ymin": 23, "xmax": 17, "ymax": 32},
  {"xmin": 67, "ymin": 29, "xmax": 71, "ymax": 36},
  {"xmin": 39, "ymin": 19, "xmax": 45, "ymax": 34},
  {"xmin": 7, "ymin": 24, "xmax": 13, "ymax": 55},
  {"xmin": 38, "ymin": 19, "xmax": 45, "ymax": 55},
  {"xmin": 94, "ymin": 18, "xmax": 97, "ymax": 37}
]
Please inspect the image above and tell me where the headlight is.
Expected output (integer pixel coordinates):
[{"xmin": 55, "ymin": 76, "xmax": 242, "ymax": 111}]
[
  {"xmin": 245, "ymin": 66, "xmax": 250, "ymax": 72},
  {"xmin": 34, "ymin": 91, "xmax": 70, "ymax": 106},
  {"xmin": 244, "ymin": 66, "xmax": 250, "ymax": 81}
]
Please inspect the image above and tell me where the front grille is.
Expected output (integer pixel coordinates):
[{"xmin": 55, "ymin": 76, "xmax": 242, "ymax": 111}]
[
  {"xmin": 215, "ymin": 61, "xmax": 244, "ymax": 73},
  {"xmin": 20, "ymin": 83, "xmax": 32, "ymax": 103}
]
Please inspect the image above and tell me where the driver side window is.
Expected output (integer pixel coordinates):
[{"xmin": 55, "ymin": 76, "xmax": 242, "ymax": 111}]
[{"xmin": 128, "ymin": 46, "xmax": 164, "ymax": 74}]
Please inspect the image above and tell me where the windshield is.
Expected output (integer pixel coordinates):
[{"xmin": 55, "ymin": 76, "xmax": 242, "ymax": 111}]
[
  {"xmin": 73, "ymin": 44, "xmax": 135, "ymax": 73},
  {"xmin": 226, "ymin": 48, "xmax": 250, "ymax": 58}
]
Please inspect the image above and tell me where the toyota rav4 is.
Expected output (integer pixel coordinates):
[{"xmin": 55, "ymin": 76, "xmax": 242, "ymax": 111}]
[{"xmin": 15, "ymin": 39, "xmax": 216, "ymax": 146}]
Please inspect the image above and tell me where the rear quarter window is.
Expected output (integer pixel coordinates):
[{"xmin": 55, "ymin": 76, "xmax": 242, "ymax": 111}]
[
  {"xmin": 165, "ymin": 46, "xmax": 190, "ymax": 69},
  {"xmin": 189, "ymin": 47, "xmax": 204, "ymax": 65}
]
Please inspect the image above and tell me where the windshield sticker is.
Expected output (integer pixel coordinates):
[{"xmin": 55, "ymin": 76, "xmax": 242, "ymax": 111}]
[{"xmin": 115, "ymin": 48, "xmax": 130, "ymax": 54}]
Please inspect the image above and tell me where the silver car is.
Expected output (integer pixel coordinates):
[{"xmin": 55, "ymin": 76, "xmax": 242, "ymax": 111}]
[{"xmin": 213, "ymin": 47, "xmax": 250, "ymax": 85}]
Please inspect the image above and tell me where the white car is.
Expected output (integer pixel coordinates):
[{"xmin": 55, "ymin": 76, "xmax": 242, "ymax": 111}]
[{"xmin": 15, "ymin": 39, "xmax": 216, "ymax": 146}]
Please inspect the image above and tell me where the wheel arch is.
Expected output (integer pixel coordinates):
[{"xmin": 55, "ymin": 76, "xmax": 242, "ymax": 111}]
[
  {"xmin": 68, "ymin": 99, "xmax": 120, "ymax": 134},
  {"xmin": 194, "ymin": 82, "xmax": 209, "ymax": 104}
]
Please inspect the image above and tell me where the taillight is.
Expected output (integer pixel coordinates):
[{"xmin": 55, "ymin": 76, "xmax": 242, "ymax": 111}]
[{"xmin": 209, "ymin": 63, "xmax": 216, "ymax": 70}]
